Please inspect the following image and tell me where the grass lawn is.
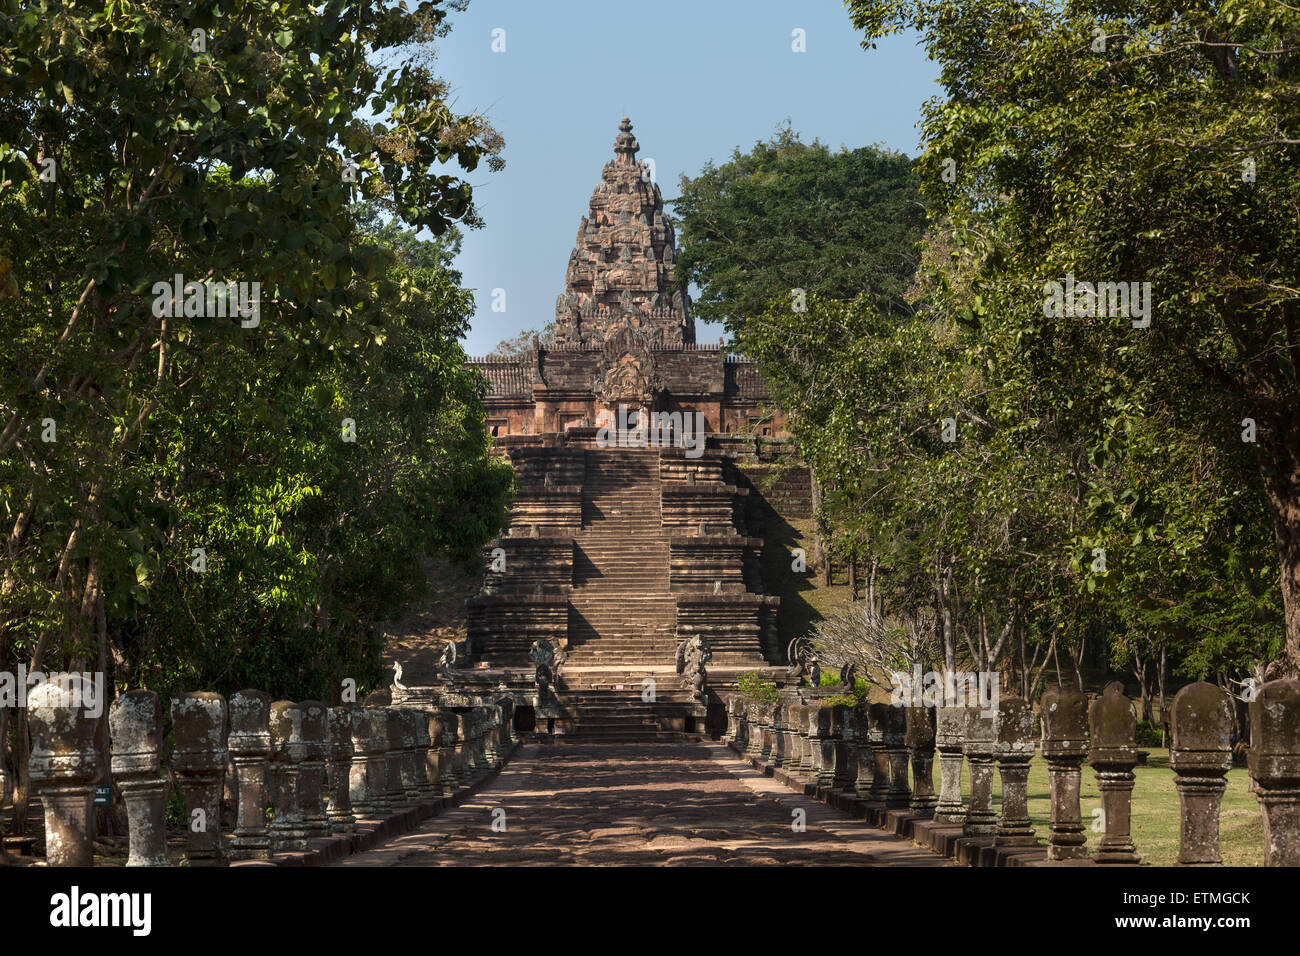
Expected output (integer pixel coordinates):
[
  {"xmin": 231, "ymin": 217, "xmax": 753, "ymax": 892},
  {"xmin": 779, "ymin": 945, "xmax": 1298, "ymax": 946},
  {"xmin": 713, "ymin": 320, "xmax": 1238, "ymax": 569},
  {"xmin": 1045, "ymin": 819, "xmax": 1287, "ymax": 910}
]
[{"xmin": 959, "ymin": 750, "xmax": 1264, "ymax": 866}]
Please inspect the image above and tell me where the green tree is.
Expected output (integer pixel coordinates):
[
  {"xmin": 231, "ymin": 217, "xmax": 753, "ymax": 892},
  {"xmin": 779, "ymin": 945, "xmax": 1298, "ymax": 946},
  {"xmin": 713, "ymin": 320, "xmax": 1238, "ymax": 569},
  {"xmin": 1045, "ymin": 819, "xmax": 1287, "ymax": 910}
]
[
  {"xmin": 671, "ymin": 125, "xmax": 926, "ymax": 337},
  {"xmin": 846, "ymin": 0, "xmax": 1298, "ymax": 675},
  {"xmin": 489, "ymin": 322, "xmax": 555, "ymax": 359},
  {"xmin": 0, "ymin": 0, "xmax": 510, "ymax": 827}
]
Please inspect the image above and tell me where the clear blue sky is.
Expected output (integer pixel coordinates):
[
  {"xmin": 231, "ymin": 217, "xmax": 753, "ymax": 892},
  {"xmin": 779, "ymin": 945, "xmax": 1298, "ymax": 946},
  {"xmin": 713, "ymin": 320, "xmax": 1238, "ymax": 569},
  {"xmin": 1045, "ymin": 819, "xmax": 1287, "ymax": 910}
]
[{"xmin": 433, "ymin": 0, "xmax": 940, "ymax": 357}]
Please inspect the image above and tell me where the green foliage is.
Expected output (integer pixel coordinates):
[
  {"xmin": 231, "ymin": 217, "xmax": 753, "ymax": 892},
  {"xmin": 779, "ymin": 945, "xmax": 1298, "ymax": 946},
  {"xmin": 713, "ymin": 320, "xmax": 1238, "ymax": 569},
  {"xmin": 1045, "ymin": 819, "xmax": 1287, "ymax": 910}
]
[
  {"xmin": 0, "ymin": 0, "xmax": 511, "ymax": 704},
  {"xmin": 842, "ymin": 0, "xmax": 1299, "ymax": 674},
  {"xmin": 672, "ymin": 125, "xmax": 926, "ymax": 338},
  {"xmin": 1136, "ymin": 721, "xmax": 1165, "ymax": 748},
  {"xmin": 489, "ymin": 322, "xmax": 556, "ymax": 359},
  {"xmin": 736, "ymin": 671, "xmax": 780, "ymax": 703},
  {"xmin": 697, "ymin": 2, "xmax": 1290, "ymax": 687},
  {"xmin": 818, "ymin": 691, "xmax": 861, "ymax": 707}
]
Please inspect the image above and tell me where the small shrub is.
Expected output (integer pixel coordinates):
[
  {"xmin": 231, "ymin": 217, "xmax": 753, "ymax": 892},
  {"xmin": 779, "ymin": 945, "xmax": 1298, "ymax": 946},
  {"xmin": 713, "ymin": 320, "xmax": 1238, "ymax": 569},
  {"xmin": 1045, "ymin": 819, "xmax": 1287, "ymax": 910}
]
[
  {"xmin": 737, "ymin": 671, "xmax": 780, "ymax": 703},
  {"xmin": 1136, "ymin": 720, "xmax": 1164, "ymax": 747},
  {"xmin": 820, "ymin": 694, "xmax": 858, "ymax": 707}
]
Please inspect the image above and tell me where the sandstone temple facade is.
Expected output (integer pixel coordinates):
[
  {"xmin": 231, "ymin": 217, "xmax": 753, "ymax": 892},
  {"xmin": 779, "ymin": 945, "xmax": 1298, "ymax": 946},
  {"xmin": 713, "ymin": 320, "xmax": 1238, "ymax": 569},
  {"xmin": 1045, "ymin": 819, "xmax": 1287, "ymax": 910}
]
[{"xmin": 401, "ymin": 119, "xmax": 812, "ymax": 739}]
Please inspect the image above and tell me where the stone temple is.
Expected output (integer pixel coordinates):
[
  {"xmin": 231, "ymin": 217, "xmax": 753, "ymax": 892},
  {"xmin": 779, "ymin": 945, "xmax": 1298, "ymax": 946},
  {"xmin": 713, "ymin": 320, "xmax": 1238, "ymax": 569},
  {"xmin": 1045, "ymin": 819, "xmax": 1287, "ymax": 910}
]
[{"xmin": 399, "ymin": 119, "xmax": 812, "ymax": 739}]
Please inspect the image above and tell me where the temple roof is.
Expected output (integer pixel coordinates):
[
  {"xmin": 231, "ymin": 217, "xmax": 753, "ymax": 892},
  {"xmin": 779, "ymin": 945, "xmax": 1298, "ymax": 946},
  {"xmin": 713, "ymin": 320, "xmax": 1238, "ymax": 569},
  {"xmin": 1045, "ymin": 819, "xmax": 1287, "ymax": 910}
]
[{"xmin": 553, "ymin": 118, "xmax": 694, "ymax": 347}]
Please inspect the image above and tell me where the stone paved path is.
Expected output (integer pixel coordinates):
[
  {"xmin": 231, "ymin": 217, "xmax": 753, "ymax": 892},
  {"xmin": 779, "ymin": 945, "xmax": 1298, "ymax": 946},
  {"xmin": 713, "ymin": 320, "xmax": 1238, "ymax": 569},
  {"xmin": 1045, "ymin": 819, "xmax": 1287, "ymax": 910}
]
[{"xmin": 336, "ymin": 741, "xmax": 948, "ymax": 866}]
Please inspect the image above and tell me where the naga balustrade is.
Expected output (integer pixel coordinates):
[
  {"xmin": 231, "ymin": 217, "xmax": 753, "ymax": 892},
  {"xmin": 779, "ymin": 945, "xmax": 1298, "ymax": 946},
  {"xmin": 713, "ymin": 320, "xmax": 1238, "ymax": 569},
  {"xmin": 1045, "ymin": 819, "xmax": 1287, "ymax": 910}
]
[
  {"xmin": 722, "ymin": 678, "xmax": 1300, "ymax": 867},
  {"xmin": 24, "ymin": 686, "xmax": 513, "ymax": 867}
]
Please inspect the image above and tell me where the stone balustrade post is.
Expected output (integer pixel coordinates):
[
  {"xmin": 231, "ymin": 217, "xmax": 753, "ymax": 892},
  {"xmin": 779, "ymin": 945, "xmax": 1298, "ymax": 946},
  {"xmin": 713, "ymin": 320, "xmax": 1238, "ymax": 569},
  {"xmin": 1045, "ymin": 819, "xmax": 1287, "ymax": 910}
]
[
  {"xmin": 884, "ymin": 704, "xmax": 911, "ymax": 809},
  {"xmin": 933, "ymin": 706, "xmax": 966, "ymax": 824},
  {"xmin": 411, "ymin": 709, "xmax": 437, "ymax": 800},
  {"xmin": 460, "ymin": 709, "xmax": 480, "ymax": 776},
  {"xmin": 481, "ymin": 706, "xmax": 495, "ymax": 764},
  {"xmin": 426, "ymin": 712, "xmax": 447, "ymax": 795},
  {"xmin": 769, "ymin": 703, "xmax": 787, "ymax": 767},
  {"xmin": 348, "ymin": 707, "xmax": 386, "ymax": 817},
  {"xmin": 725, "ymin": 696, "xmax": 741, "ymax": 745},
  {"xmin": 1041, "ymin": 687, "xmax": 1089, "ymax": 860},
  {"xmin": 383, "ymin": 708, "xmax": 411, "ymax": 808},
  {"xmin": 778, "ymin": 703, "xmax": 798, "ymax": 772},
  {"xmin": 795, "ymin": 705, "xmax": 816, "ymax": 778},
  {"xmin": 756, "ymin": 703, "xmax": 775, "ymax": 761},
  {"xmin": 962, "ymin": 707, "xmax": 997, "ymax": 837},
  {"xmin": 1089, "ymin": 682, "xmax": 1141, "ymax": 864},
  {"xmin": 28, "ymin": 678, "xmax": 101, "ymax": 867},
  {"xmin": 299, "ymin": 701, "xmax": 330, "ymax": 838},
  {"xmin": 786, "ymin": 703, "xmax": 803, "ymax": 771},
  {"xmin": 269, "ymin": 701, "xmax": 308, "ymax": 851},
  {"xmin": 866, "ymin": 704, "xmax": 892, "ymax": 802},
  {"xmin": 474, "ymin": 706, "xmax": 492, "ymax": 770},
  {"xmin": 397, "ymin": 709, "xmax": 424, "ymax": 804},
  {"xmin": 108, "ymin": 690, "xmax": 169, "ymax": 867},
  {"xmin": 744, "ymin": 702, "xmax": 763, "ymax": 758},
  {"xmin": 833, "ymin": 704, "xmax": 858, "ymax": 793},
  {"xmin": 1169, "ymin": 682, "xmax": 1232, "ymax": 865},
  {"xmin": 327, "ymin": 705, "xmax": 357, "ymax": 834},
  {"xmin": 227, "ymin": 690, "xmax": 273, "ymax": 860},
  {"xmin": 440, "ymin": 711, "xmax": 462, "ymax": 794},
  {"xmin": 1248, "ymin": 678, "xmax": 1300, "ymax": 867},
  {"xmin": 171, "ymin": 691, "xmax": 229, "ymax": 865},
  {"xmin": 994, "ymin": 696, "xmax": 1036, "ymax": 846},
  {"xmin": 503, "ymin": 699, "xmax": 516, "ymax": 749},
  {"xmin": 812, "ymin": 706, "xmax": 838, "ymax": 791},
  {"xmin": 853, "ymin": 702, "xmax": 876, "ymax": 798},
  {"xmin": 905, "ymin": 706, "xmax": 937, "ymax": 816}
]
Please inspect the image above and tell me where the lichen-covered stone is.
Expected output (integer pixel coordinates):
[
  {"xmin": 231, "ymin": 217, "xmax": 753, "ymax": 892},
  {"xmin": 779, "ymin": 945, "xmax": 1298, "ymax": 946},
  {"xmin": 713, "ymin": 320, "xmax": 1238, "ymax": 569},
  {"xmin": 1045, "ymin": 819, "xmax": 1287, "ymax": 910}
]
[
  {"xmin": 227, "ymin": 689, "xmax": 272, "ymax": 860},
  {"xmin": 905, "ymin": 706, "xmax": 937, "ymax": 815},
  {"xmin": 1088, "ymin": 683, "xmax": 1141, "ymax": 864},
  {"xmin": 993, "ymin": 697, "xmax": 1037, "ymax": 846},
  {"xmin": 110, "ymin": 690, "xmax": 169, "ymax": 867},
  {"xmin": 962, "ymin": 707, "xmax": 997, "ymax": 836},
  {"xmin": 1170, "ymin": 682, "xmax": 1232, "ymax": 865},
  {"xmin": 269, "ymin": 700, "xmax": 308, "ymax": 851},
  {"xmin": 1041, "ymin": 687, "xmax": 1089, "ymax": 861},
  {"xmin": 326, "ymin": 705, "xmax": 357, "ymax": 834},
  {"xmin": 933, "ymin": 705, "xmax": 966, "ymax": 824},
  {"xmin": 171, "ymin": 691, "xmax": 229, "ymax": 865},
  {"xmin": 1247, "ymin": 678, "xmax": 1300, "ymax": 866},
  {"xmin": 29, "ymin": 678, "xmax": 102, "ymax": 867}
]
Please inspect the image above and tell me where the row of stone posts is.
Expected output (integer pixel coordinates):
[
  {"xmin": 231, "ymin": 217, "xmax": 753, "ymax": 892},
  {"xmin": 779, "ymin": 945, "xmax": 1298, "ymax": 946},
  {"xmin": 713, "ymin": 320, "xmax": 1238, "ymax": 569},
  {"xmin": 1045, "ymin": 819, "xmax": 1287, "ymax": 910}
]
[
  {"xmin": 25, "ymin": 682, "xmax": 514, "ymax": 866},
  {"xmin": 724, "ymin": 677, "xmax": 1300, "ymax": 866}
]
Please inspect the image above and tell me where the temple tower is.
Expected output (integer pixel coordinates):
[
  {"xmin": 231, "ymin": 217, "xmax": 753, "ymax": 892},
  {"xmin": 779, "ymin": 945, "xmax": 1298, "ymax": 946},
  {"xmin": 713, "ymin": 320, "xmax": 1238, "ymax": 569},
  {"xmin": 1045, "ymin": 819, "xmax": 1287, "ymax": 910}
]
[{"xmin": 555, "ymin": 118, "xmax": 694, "ymax": 347}]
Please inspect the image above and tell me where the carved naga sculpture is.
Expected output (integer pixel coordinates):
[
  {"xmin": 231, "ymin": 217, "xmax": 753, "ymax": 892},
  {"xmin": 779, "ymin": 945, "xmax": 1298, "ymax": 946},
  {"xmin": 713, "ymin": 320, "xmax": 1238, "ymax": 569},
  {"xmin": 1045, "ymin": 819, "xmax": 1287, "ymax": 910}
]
[
  {"xmin": 676, "ymin": 634, "xmax": 712, "ymax": 697},
  {"xmin": 437, "ymin": 641, "xmax": 458, "ymax": 683},
  {"xmin": 787, "ymin": 636, "xmax": 821, "ymax": 688}
]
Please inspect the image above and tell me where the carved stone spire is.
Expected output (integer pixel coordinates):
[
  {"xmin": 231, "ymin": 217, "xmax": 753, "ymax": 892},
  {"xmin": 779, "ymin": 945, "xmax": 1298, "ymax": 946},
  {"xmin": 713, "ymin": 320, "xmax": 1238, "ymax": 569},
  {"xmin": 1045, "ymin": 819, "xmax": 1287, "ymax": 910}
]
[{"xmin": 555, "ymin": 117, "xmax": 694, "ymax": 346}]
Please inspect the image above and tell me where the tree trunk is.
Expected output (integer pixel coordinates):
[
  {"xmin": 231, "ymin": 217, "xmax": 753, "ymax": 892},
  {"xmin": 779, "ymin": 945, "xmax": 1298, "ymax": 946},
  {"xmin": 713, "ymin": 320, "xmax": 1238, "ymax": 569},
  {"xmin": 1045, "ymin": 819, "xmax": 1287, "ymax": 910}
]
[
  {"xmin": 847, "ymin": 554, "xmax": 856, "ymax": 601},
  {"xmin": 867, "ymin": 557, "xmax": 878, "ymax": 616},
  {"xmin": 810, "ymin": 471, "xmax": 826, "ymax": 573},
  {"xmin": 1259, "ymin": 413, "xmax": 1300, "ymax": 677},
  {"xmin": 1157, "ymin": 642, "xmax": 1168, "ymax": 748},
  {"xmin": 1071, "ymin": 635, "xmax": 1086, "ymax": 691},
  {"xmin": 11, "ymin": 709, "xmax": 29, "ymax": 835},
  {"xmin": 1133, "ymin": 653, "xmax": 1152, "ymax": 723},
  {"xmin": 1266, "ymin": 496, "xmax": 1300, "ymax": 677}
]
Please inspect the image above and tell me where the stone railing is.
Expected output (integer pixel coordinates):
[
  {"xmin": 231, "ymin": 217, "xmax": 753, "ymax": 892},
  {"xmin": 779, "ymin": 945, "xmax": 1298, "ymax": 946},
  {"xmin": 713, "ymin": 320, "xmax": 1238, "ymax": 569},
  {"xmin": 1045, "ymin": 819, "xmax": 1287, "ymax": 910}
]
[
  {"xmin": 24, "ymin": 685, "xmax": 515, "ymax": 866},
  {"xmin": 722, "ymin": 678, "xmax": 1300, "ymax": 867}
]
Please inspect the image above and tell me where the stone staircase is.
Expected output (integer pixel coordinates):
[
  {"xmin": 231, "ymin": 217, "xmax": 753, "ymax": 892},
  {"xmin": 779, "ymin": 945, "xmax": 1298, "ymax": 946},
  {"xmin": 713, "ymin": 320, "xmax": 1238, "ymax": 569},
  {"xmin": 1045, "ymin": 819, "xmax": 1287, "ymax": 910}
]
[
  {"xmin": 459, "ymin": 436, "xmax": 783, "ymax": 741},
  {"xmin": 558, "ymin": 451, "xmax": 696, "ymax": 738}
]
